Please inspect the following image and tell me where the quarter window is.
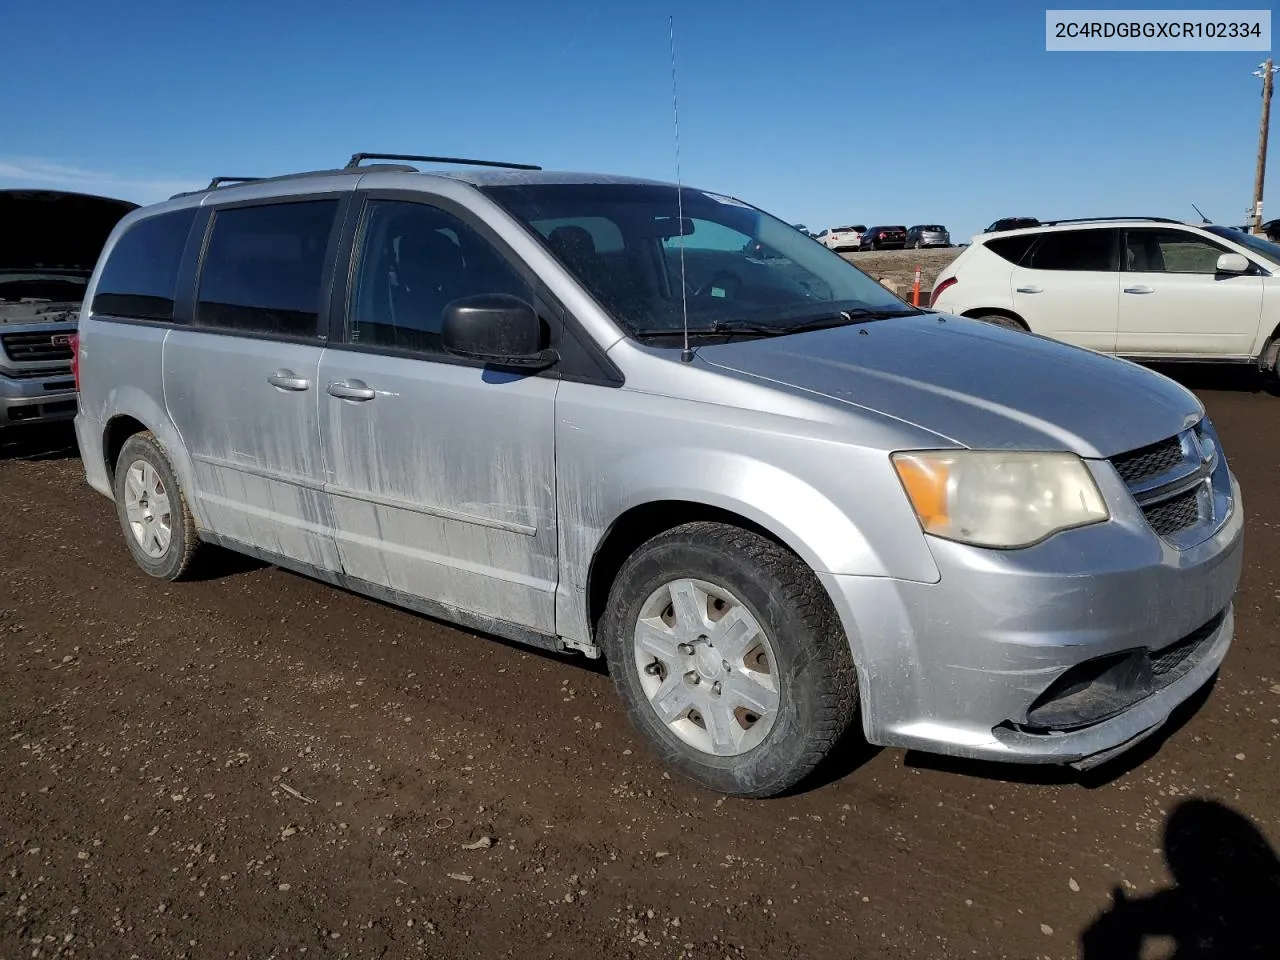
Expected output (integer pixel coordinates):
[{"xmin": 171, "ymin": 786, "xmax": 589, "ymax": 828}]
[
  {"xmin": 195, "ymin": 200, "xmax": 339, "ymax": 338},
  {"xmin": 1025, "ymin": 229, "xmax": 1117, "ymax": 272},
  {"xmin": 1124, "ymin": 229, "xmax": 1231, "ymax": 274},
  {"xmin": 91, "ymin": 208, "xmax": 198, "ymax": 321},
  {"xmin": 347, "ymin": 200, "xmax": 531, "ymax": 356}
]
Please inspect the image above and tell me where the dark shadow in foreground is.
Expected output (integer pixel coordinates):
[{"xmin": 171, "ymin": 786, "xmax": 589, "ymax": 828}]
[
  {"xmin": 1080, "ymin": 797, "xmax": 1280, "ymax": 959},
  {"xmin": 899, "ymin": 672, "xmax": 1218, "ymax": 789},
  {"xmin": 1146, "ymin": 361, "xmax": 1279, "ymax": 397},
  {"xmin": 0, "ymin": 423, "xmax": 79, "ymax": 461}
]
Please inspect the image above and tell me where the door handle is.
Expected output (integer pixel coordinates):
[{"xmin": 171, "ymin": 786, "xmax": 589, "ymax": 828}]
[
  {"xmin": 1015, "ymin": 285, "xmax": 1043, "ymax": 294},
  {"xmin": 1123, "ymin": 285, "xmax": 1155, "ymax": 295},
  {"xmin": 267, "ymin": 370, "xmax": 310, "ymax": 391},
  {"xmin": 327, "ymin": 380, "xmax": 376, "ymax": 401}
]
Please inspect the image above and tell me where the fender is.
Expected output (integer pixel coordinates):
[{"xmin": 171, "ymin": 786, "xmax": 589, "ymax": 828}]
[{"xmin": 554, "ymin": 445, "xmax": 942, "ymax": 645}]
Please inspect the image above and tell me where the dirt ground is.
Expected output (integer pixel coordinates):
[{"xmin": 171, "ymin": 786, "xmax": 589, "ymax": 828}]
[
  {"xmin": 842, "ymin": 247, "xmax": 962, "ymax": 299},
  {"xmin": 2, "ymin": 366, "xmax": 1278, "ymax": 960}
]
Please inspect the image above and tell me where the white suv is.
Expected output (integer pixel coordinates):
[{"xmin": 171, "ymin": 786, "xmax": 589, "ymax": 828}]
[{"xmin": 930, "ymin": 217, "xmax": 1280, "ymax": 372}]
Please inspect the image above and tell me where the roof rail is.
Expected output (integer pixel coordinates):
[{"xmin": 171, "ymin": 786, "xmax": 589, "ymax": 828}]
[
  {"xmin": 1038, "ymin": 216, "xmax": 1184, "ymax": 226},
  {"xmin": 345, "ymin": 152, "xmax": 542, "ymax": 171},
  {"xmin": 207, "ymin": 176, "xmax": 264, "ymax": 189},
  {"xmin": 166, "ymin": 164, "xmax": 423, "ymax": 200}
]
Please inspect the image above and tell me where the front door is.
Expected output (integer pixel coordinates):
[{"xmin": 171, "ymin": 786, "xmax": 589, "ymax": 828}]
[
  {"xmin": 317, "ymin": 195, "xmax": 559, "ymax": 632},
  {"xmin": 162, "ymin": 196, "xmax": 346, "ymax": 571},
  {"xmin": 1009, "ymin": 227, "xmax": 1120, "ymax": 352},
  {"xmin": 1115, "ymin": 227, "xmax": 1264, "ymax": 357}
]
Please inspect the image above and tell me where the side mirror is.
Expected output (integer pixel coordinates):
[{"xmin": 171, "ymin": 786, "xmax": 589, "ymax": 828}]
[
  {"xmin": 1216, "ymin": 252, "xmax": 1251, "ymax": 274},
  {"xmin": 441, "ymin": 294, "xmax": 557, "ymax": 369}
]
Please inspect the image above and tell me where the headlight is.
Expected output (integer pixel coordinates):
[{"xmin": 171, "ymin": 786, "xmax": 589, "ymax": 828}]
[{"xmin": 891, "ymin": 450, "xmax": 1109, "ymax": 548}]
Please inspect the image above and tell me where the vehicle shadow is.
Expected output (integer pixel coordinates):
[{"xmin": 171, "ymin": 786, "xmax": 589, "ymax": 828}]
[
  {"xmin": 0, "ymin": 424, "xmax": 80, "ymax": 461},
  {"xmin": 1079, "ymin": 797, "xmax": 1280, "ymax": 958},
  {"xmin": 186, "ymin": 546, "xmax": 269, "ymax": 581},
  {"xmin": 1145, "ymin": 361, "xmax": 1279, "ymax": 396},
  {"xmin": 898, "ymin": 672, "xmax": 1218, "ymax": 789}
]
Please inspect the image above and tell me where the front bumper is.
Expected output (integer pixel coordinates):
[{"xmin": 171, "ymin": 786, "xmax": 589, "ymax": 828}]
[
  {"xmin": 820, "ymin": 470, "xmax": 1244, "ymax": 767},
  {"xmin": 0, "ymin": 370, "xmax": 78, "ymax": 426}
]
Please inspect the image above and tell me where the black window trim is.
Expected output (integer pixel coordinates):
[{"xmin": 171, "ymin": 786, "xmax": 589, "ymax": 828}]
[
  {"xmin": 326, "ymin": 188, "xmax": 623, "ymax": 387},
  {"xmin": 87, "ymin": 205, "xmax": 203, "ymax": 329},
  {"xmin": 1120, "ymin": 226, "xmax": 1262, "ymax": 276},
  {"xmin": 1021, "ymin": 226, "xmax": 1120, "ymax": 272},
  {"xmin": 184, "ymin": 190, "xmax": 356, "ymax": 346}
]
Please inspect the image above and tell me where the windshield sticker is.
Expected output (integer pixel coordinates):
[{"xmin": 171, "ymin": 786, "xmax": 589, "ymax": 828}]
[{"xmin": 703, "ymin": 192, "xmax": 752, "ymax": 208}]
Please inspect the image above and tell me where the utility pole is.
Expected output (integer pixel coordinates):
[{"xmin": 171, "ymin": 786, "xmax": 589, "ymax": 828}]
[{"xmin": 1251, "ymin": 58, "xmax": 1277, "ymax": 234}]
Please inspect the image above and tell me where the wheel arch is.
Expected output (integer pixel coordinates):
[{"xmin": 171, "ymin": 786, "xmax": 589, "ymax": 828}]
[
  {"xmin": 102, "ymin": 414, "xmax": 150, "ymax": 487},
  {"xmin": 96, "ymin": 387, "xmax": 199, "ymax": 522},
  {"xmin": 961, "ymin": 307, "xmax": 1030, "ymax": 330},
  {"xmin": 586, "ymin": 500, "xmax": 799, "ymax": 640},
  {"xmin": 583, "ymin": 497, "xmax": 878, "ymax": 737}
]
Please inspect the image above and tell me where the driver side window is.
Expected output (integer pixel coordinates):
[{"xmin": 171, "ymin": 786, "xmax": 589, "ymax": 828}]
[
  {"xmin": 1123, "ymin": 229, "xmax": 1232, "ymax": 275},
  {"xmin": 347, "ymin": 199, "xmax": 530, "ymax": 356}
]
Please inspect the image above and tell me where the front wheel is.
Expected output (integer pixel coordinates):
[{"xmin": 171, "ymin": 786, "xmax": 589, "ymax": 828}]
[{"xmin": 599, "ymin": 522, "xmax": 860, "ymax": 798}]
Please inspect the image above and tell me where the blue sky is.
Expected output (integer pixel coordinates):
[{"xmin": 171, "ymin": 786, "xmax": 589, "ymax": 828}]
[{"xmin": 2, "ymin": 0, "xmax": 1274, "ymax": 239}]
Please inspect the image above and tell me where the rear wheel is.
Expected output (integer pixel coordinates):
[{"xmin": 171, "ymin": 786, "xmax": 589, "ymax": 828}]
[
  {"xmin": 113, "ymin": 432, "xmax": 202, "ymax": 580},
  {"xmin": 599, "ymin": 522, "xmax": 860, "ymax": 798}
]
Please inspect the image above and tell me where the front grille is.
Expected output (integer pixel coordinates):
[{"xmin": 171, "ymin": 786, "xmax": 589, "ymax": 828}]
[
  {"xmin": 1110, "ymin": 435, "xmax": 1184, "ymax": 487},
  {"xmin": 1142, "ymin": 487, "xmax": 1201, "ymax": 537},
  {"xmin": 3, "ymin": 364, "xmax": 72, "ymax": 380},
  {"xmin": 1, "ymin": 331, "xmax": 74, "ymax": 364}
]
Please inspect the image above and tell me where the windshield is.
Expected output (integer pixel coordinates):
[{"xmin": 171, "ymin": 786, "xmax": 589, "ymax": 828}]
[
  {"xmin": 0, "ymin": 272, "xmax": 88, "ymax": 303},
  {"xmin": 1205, "ymin": 226, "xmax": 1280, "ymax": 267},
  {"xmin": 480, "ymin": 183, "xmax": 910, "ymax": 337}
]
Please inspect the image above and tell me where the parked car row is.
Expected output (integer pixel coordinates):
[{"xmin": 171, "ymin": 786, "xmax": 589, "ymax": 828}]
[{"xmin": 808, "ymin": 223, "xmax": 952, "ymax": 251}]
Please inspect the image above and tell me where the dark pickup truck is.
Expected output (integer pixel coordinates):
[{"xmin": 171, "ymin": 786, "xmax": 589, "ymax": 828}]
[{"xmin": 1, "ymin": 190, "xmax": 137, "ymax": 429}]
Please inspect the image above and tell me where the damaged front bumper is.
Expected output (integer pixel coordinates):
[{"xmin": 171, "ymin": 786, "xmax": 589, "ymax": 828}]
[{"xmin": 818, "ymin": 470, "xmax": 1244, "ymax": 769}]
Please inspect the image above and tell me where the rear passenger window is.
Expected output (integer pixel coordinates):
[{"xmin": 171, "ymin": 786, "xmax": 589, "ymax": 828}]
[
  {"xmin": 1025, "ymin": 229, "xmax": 1117, "ymax": 272},
  {"xmin": 195, "ymin": 200, "xmax": 338, "ymax": 338},
  {"xmin": 347, "ymin": 200, "xmax": 531, "ymax": 356},
  {"xmin": 91, "ymin": 208, "xmax": 197, "ymax": 321},
  {"xmin": 983, "ymin": 234, "xmax": 1037, "ymax": 265}
]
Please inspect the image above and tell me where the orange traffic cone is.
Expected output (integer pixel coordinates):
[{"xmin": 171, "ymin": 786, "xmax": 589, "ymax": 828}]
[{"xmin": 911, "ymin": 264, "xmax": 922, "ymax": 307}]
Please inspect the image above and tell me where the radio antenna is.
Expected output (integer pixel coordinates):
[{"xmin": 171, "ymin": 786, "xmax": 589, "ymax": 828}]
[
  {"xmin": 1191, "ymin": 202, "xmax": 1211, "ymax": 224},
  {"xmin": 669, "ymin": 15, "xmax": 693, "ymax": 363}
]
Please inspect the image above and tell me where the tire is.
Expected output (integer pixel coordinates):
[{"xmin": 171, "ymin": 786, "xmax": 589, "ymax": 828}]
[
  {"xmin": 975, "ymin": 313, "xmax": 1027, "ymax": 332},
  {"xmin": 913, "ymin": 240, "xmax": 922, "ymax": 249},
  {"xmin": 112, "ymin": 432, "xmax": 202, "ymax": 580},
  {"xmin": 598, "ymin": 521, "xmax": 860, "ymax": 798}
]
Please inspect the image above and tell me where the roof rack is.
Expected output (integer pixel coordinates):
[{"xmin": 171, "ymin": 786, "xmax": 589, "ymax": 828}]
[
  {"xmin": 345, "ymin": 152, "xmax": 542, "ymax": 171},
  {"xmin": 168, "ymin": 163, "xmax": 422, "ymax": 199},
  {"xmin": 1038, "ymin": 216, "xmax": 1184, "ymax": 226},
  {"xmin": 207, "ymin": 176, "xmax": 264, "ymax": 189}
]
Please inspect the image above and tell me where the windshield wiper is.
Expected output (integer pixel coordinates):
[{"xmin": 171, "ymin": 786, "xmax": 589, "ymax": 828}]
[{"xmin": 630, "ymin": 307, "xmax": 923, "ymax": 341}]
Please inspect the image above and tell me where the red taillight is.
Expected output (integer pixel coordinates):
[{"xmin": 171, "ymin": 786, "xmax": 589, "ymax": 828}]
[
  {"xmin": 69, "ymin": 333, "xmax": 81, "ymax": 392},
  {"xmin": 931, "ymin": 276, "xmax": 958, "ymax": 303}
]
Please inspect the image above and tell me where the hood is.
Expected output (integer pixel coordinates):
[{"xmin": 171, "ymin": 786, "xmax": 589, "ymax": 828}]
[
  {"xmin": 0, "ymin": 189, "xmax": 139, "ymax": 273},
  {"xmin": 693, "ymin": 314, "xmax": 1202, "ymax": 459}
]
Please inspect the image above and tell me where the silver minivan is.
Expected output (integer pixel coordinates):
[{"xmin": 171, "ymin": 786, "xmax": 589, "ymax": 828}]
[{"xmin": 73, "ymin": 154, "xmax": 1244, "ymax": 797}]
